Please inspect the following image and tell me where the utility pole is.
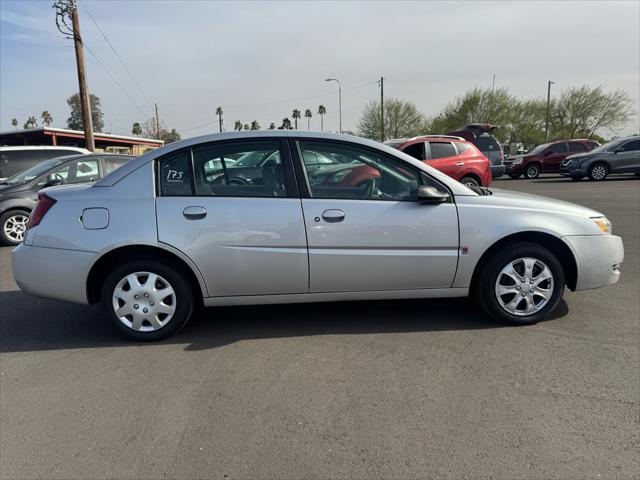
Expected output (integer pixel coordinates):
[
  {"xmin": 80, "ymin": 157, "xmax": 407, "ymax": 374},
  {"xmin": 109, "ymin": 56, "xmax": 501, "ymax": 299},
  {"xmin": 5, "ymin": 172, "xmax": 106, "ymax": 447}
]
[
  {"xmin": 325, "ymin": 78, "xmax": 342, "ymax": 134},
  {"xmin": 379, "ymin": 76, "xmax": 385, "ymax": 142},
  {"xmin": 217, "ymin": 107, "xmax": 223, "ymax": 132},
  {"xmin": 545, "ymin": 81, "xmax": 554, "ymax": 143},
  {"xmin": 155, "ymin": 103, "xmax": 161, "ymax": 139},
  {"xmin": 54, "ymin": 1, "xmax": 94, "ymax": 151}
]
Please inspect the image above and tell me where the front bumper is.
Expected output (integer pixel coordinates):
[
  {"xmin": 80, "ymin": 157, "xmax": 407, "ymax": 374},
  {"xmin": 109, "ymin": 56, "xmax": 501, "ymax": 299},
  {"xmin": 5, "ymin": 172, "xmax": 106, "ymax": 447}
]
[
  {"xmin": 490, "ymin": 164, "xmax": 505, "ymax": 179},
  {"xmin": 12, "ymin": 243, "xmax": 95, "ymax": 304},
  {"xmin": 559, "ymin": 163, "xmax": 587, "ymax": 176},
  {"xmin": 563, "ymin": 235, "xmax": 624, "ymax": 291}
]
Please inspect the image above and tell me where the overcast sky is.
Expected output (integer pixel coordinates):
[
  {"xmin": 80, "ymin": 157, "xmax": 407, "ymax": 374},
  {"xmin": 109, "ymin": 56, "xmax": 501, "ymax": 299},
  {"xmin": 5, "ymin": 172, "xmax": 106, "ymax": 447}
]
[{"xmin": 1, "ymin": 0, "xmax": 638, "ymax": 139}]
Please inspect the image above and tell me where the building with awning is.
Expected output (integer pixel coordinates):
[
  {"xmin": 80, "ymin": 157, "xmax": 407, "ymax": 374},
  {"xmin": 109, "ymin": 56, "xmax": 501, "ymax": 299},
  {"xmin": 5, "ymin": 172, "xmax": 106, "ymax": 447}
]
[{"xmin": 0, "ymin": 127, "xmax": 163, "ymax": 155}]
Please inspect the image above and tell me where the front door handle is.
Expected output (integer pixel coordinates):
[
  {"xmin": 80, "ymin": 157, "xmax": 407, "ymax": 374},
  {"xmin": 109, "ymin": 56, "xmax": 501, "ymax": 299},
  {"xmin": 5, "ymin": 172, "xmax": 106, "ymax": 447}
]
[
  {"xmin": 456, "ymin": 162, "xmax": 464, "ymax": 167},
  {"xmin": 321, "ymin": 209, "xmax": 345, "ymax": 223},
  {"xmin": 183, "ymin": 206, "xmax": 207, "ymax": 220}
]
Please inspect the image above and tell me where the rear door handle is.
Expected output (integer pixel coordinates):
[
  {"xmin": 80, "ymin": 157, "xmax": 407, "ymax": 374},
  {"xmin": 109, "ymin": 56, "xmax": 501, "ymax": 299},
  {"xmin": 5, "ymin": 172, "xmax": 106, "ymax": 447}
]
[
  {"xmin": 456, "ymin": 162, "xmax": 464, "ymax": 166},
  {"xmin": 183, "ymin": 206, "xmax": 207, "ymax": 220},
  {"xmin": 321, "ymin": 209, "xmax": 345, "ymax": 223}
]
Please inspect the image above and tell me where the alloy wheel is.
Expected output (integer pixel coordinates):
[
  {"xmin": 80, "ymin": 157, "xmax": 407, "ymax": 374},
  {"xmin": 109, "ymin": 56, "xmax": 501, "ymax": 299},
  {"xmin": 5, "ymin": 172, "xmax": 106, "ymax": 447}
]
[
  {"xmin": 112, "ymin": 271, "xmax": 176, "ymax": 332},
  {"xmin": 525, "ymin": 165, "xmax": 539, "ymax": 179},
  {"xmin": 494, "ymin": 257, "xmax": 554, "ymax": 316},
  {"xmin": 3, "ymin": 214, "xmax": 29, "ymax": 243},
  {"xmin": 590, "ymin": 164, "xmax": 607, "ymax": 180}
]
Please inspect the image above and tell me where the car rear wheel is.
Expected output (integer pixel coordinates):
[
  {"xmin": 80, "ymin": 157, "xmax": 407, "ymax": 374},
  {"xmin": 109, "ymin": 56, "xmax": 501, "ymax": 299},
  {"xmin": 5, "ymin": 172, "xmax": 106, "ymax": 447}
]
[
  {"xmin": 459, "ymin": 176, "xmax": 480, "ymax": 187},
  {"xmin": 588, "ymin": 163, "xmax": 608, "ymax": 181},
  {"xmin": 524, "ymin": 164, "xmax": 540, "ymax": 179},
  {"xmin": 0, "ymin": 210, "xmax": 30, "ymax": 246},
  {"xmin": 473, "ymin": 242, "xmax": 565, "ymax": 325},
  {"xmin": 101, "ymin": 260, "xmax": 194, "ymax": 341}
]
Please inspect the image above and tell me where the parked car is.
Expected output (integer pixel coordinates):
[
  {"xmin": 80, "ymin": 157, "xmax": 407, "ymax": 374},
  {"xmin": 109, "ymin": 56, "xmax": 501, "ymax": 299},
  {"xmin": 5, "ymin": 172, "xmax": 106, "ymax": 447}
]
[
  {"xmin": 0, "ymin": 153, "xmax": 133, "ymax": 245},
  {"xmin": 12, "ymin": 131, "xmax": 623, "ymax": 341},
  {"xmin": 385, "ymin": 136, "xmax": 491, "ymax": 187},
  {"xmin": 446, "ymin": 124, "xmax": 505, "ymax": 179},
  {"xmin": 559, "ymin": 136, "xmax": 640, "ymax": 181},
  {"xmin": 0, "ymin": 145, "xmax": 89, "ymax": 180},
  {"xmin": 506, "ymin": 139, "xmax": 599, "ymax": 179}
]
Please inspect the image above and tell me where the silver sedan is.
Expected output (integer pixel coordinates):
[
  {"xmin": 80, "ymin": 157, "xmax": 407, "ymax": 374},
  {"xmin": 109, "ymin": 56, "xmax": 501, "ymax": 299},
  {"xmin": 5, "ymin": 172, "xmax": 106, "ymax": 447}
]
[{"xmin": 12, "ymin": 131, "xmax": 624, "ymax": 341}]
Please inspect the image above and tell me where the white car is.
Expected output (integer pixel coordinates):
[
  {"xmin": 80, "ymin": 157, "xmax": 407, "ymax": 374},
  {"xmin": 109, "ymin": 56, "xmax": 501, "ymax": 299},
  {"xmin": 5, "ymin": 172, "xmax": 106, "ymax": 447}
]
[{"xmin": 12, "ymin": 131, "xmax": 624, "ymax": 341}]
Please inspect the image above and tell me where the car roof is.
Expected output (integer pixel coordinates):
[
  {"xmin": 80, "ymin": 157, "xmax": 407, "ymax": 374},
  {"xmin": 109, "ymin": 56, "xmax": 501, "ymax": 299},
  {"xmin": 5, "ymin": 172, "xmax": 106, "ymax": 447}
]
[{"xmin": 0, "ymin": 145, "xmax": 89, "ymax": 152}]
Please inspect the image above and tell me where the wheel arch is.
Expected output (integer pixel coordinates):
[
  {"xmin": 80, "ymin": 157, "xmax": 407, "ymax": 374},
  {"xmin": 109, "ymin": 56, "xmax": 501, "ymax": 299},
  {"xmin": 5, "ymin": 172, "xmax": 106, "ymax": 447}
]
[
  {"xmin": 470, "ymin": 231, "xmax": 578, "ymax": 292},
  {"xmin": 458, "ymin": 172, "xmax": 482, "ymax": 185},
  {"xmin": 86, "ymin": 244, "xmax": 207, "ymax": 305}
]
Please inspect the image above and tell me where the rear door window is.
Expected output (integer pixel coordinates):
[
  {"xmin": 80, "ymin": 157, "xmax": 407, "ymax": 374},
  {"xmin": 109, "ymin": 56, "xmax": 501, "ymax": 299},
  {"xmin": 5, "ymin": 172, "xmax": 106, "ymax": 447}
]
[
  {"xmin": 568, "ymin": 142, "xmax": 587, "ymax": 153},
  {"xmin": 401, "ymin": 142, "xmax": 426, "ymax": 161},
  {"xmin": 620, "ymin": 140, "xmax": 639, "ymax": 152},
  {"xmin": 550, "ymin": 143, "xmax": 568, "ymax": 154},
  {"xmin": 454, "ymin": 142, "xmax": 471, "ymax": 153},
  {"xmin": 428, "ymin": 142, "xmax": 456, "ymax": 159}
]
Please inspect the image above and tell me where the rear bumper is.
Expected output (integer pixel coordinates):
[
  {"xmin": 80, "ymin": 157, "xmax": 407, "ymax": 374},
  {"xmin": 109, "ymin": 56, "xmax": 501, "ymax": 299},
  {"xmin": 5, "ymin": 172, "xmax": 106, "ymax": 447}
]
[
  {"xmin": 12, "ymin": 243, "xmax": 94, "ymax": 304},
  {"xmin": 563, "ymin": 235, "xmax": 624, "ymax": 291},
  {"xmin": 490, "ymin": 164, "xmax": 505, "ymax": 179},
  {"xmin": 505, "ymin": 163, "xmax": 524, "ymax": 175}
]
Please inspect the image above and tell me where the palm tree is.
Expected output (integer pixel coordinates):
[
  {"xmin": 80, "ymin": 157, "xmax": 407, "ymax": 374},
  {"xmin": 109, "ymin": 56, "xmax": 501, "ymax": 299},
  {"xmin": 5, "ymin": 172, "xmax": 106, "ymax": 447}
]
[
  {"xmin": 250, "ymin": 120, "xmax": 260, "ymax": 130},
  {"xmin": 23, "ymin": 116, "xmax": 37, "ymax": 129},
  {"xmin": 234, "ymin": 120, "xmax": 242, "ymax": 131},
  {"xmin": 269, "ymin": 122, "xmax": 276, "ymax": 130},
  {"xmin": 41, "ymin": 110, "xmax": 53, "ymax": 127},
  {"xmin": 281, "ymin": 118, "xmax": 292, "ymax": 130},
  {"xmin": 292, "ymin": 109, "xmax": 301, "ymax": 130},
  {"xmin": 131, "ymin": 122, "xmax": 142, "ymax": 136},
  {"xmin": 318, "ymin": 105, "xmax": 326, "ymax": 131},
  {"xmin": 11, "ymin": 118, "xmax": 18, "ymax": 130},
  {"xmin": 215, "ymin": 106, "xmax": 224, "ymax": 132},
  {"xmin": 243, "ymin": 123, "xmax": 250, "ymax": 131},
  {"xmin": 304, "ymin": 109, "xmax": 312, "ymax": 130}
]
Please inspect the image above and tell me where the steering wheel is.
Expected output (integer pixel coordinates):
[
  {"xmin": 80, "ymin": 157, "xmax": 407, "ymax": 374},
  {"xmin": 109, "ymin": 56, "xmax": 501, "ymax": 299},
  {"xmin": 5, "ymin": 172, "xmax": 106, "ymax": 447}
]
[
  {"xmin": 212, "ymin": 176, "xmax": 248, "ymax": 186},
  {"xmin": 53, "ymin": 173, "xmax": 66, "ymax": 184}
]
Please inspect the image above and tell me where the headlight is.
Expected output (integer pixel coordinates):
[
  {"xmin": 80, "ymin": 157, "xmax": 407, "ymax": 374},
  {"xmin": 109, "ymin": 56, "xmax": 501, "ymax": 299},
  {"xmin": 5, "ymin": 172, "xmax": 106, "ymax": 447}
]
[
  {"xmin": 512, "ymin": 157, "xmax": 523, "ymax": 165},
  {"xmin": 592, "ymin": 216, "xmax": 612, "ymax": 234}
]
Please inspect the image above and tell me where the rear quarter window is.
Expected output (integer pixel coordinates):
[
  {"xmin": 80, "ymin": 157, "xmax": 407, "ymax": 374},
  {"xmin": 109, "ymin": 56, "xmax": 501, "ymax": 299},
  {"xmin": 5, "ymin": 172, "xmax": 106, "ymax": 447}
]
[
  {"xmin": 475, "ymin": 135, "xmax": 500, "ymax": 151},
  {"xmin": 159, "ymin": 151, "xmax": 193, "ymax": 196}
]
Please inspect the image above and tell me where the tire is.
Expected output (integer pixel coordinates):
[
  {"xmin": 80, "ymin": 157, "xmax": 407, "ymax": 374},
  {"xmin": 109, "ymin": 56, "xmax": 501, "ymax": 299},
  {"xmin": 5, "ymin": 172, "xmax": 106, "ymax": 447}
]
[
  {"xmin": 570, "ymin": 175, "xmax": 583, "ymax": 181},
  {"xmin": 508, "ymin": 173, "xmax": 521, "ymax": 179},
  {"xmin": 524, "ymin": 164, "xmax": 541, "ymax": 179},
  {"xmin": 588, "ymin": 162, "xmax": 608, "ymax": 181},
  {"xmin": 473, "ymin": 242, "xmax": 565, "ymax": 325},
  {"xmin": 459, "ymin": 176, "xmax": 480, "ymax": 187},
  {"xmin": 0, "ymin": 209, "xmax": 30, "ymax": 246},
  {"xmin": 101, "ymin": 259, "xmax": 194, "ymax": 341}
]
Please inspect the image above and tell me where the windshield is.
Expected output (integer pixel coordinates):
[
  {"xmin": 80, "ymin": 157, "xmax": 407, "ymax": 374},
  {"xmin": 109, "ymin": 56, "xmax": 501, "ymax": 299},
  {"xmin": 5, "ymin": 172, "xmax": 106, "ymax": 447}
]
[
  {"xmin": 3, "ymin": 157, "xmax": 67, "ymax": 185},
  {"xmin": 527, "ymin": 143, "xmax": 551, "ymax": 155},
  {"xmin": 589, "ymin": 139, "xmax": 626, "ymax": 154}
]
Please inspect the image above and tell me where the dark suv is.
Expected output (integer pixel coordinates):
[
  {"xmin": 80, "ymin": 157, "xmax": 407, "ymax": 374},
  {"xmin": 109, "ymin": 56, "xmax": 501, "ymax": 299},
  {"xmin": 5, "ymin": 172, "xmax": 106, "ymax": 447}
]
[
  {"xmin": 560, "ymin": 136, "xmax": 640, "ymax": 181},
  {"xmin": 506, "ymin": 139, "xmax": 599, "ymax": 179},
  {"xmin": 0, "ymin": 153, "xmax": 133, "ymax": 245},
  {"xmin": 447, "ymin": 124, "xmax": 505, "ymax": 178}
]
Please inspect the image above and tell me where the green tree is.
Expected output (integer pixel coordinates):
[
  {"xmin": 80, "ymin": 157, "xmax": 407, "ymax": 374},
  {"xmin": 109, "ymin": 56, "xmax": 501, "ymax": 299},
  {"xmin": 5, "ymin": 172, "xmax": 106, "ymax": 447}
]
[
  {"xmin": 292, "ymin": 109, "xmax": 301, "ymax": 130},
  {"xmin": 41, "ymin": 110, "xmax": 53, "ymax": 127},
  {"xmin": 23, "ymin": 116, "xmax": 38, "ymax": 129},
  {"xmin": 11, "ymin": 118, "xmax": 18, "ymax": 129},
  {"xmin": 279, "ymin": 118, "xmax": 292, "ymax": 130},
  {"xmin": 243, "ymin": 123, "xmax": 250, "ymax": 131},
  {"xmin": 234, "ymin": 120, "xmax": 242, "ymax": 131},
  {"xmin": 304, "ymin": 109, "xmax": 312, "ymax": 130},
  {"xmin": 131, "ymin": 122, "xmax": 142, "ymax": 136},
  {"xmin": 66, "ymin": 93, "xmax": 104, "ymax": 132},
  {"xmin": 250, "ymin": 120, "xmax": 260, "ymax": 130},
  {"xmin": 550, "ymin": 86, "xmax": 633, "ymax": 139},
  {"xmin": 163, "ymin": 128, "xmax": 181, "ymax": 143},
  {"xmin": 358, "ymin": 98, "xmax": 428, "ymax": 140},
  {"xmin": 215, "ymin": 106, "xmax": 224, "ymax": 132},
  {"xmin": 269, "ymin": 122, "xmax": 276, "ymax": 130},
  {"xmin": 318, "ymin": 105, "xmax": 327, "ymax": 131}
]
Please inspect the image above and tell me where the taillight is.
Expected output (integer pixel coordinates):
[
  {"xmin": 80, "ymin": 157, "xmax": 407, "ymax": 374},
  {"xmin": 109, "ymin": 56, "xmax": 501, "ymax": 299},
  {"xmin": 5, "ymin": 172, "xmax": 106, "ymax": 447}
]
[{"xmin": 27, "ymin": 193, "xmax": 57, "ymax": 229}]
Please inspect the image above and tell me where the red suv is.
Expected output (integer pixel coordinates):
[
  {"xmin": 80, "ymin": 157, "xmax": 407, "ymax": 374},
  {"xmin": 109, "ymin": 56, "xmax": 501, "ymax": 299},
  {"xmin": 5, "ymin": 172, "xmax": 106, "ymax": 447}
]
[
  {"xmin": 385, "ymin": 135, "xmax": 492, "ymax": 187},
  {"xmin": 505, "ymin": 139, "xmax": 600, "ymax": 179}
]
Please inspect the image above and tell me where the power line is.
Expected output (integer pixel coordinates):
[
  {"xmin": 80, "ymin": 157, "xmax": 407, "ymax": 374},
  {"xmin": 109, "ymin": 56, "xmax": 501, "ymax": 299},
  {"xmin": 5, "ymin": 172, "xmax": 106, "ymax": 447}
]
[
  {"xmin": 79, "ymin": 0, "xmax": 155, "ymax": 111},
  {"xmin": 83, "ymin": 42, "xmax": 151, "ymax": 119}
]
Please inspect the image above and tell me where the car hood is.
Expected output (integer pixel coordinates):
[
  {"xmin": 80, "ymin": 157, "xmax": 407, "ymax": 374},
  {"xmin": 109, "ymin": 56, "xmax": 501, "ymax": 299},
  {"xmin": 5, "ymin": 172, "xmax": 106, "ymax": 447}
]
[
  {"xmin": 474, "ymin": 188, "xmax": 602, "ymax": 218},
  {"xmin": 0, "ymin": 182, "xmax": 31, "ymax": 196},
  {"xmin": 565, "ymin": 152, "xmax": 593, "ymax": 160}
]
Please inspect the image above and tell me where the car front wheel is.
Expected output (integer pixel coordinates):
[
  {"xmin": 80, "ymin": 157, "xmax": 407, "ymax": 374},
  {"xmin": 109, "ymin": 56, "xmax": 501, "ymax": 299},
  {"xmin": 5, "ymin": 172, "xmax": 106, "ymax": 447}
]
[
  {"xmin": 588, "ymin": 163, "xmax": 608, "ymax": 181},
  {"xmin": 101, "ymin": 259, "xmax": 194, "ymax": 341},
  {"xmin": 524, "ymin": 164, "xmax": 540, "ymax": 179},
  {"xmin": 0, "ymin": 210, "xmax": 30, "ymax": 246},
  {"xmin": 473, "ymin": 242, "xmax": 565, "ymax": 325}
]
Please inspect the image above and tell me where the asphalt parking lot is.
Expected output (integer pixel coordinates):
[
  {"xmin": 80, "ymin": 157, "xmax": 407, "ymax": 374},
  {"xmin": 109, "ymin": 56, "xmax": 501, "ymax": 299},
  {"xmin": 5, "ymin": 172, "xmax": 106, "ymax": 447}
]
[{"xmin": 1, "ymin": 174, "xmax": 638, "ymax": 479}]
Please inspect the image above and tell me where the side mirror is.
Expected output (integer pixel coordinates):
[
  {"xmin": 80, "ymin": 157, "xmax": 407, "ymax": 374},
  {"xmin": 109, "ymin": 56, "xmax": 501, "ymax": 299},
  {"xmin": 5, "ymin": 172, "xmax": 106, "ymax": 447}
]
[
  {"xmin": 416, "ymin": 185, "xmax": 449, "ymax": 204},
  {"xmin": 43, "ymin": 179, "xmax": 64, "ymax": 188}
]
